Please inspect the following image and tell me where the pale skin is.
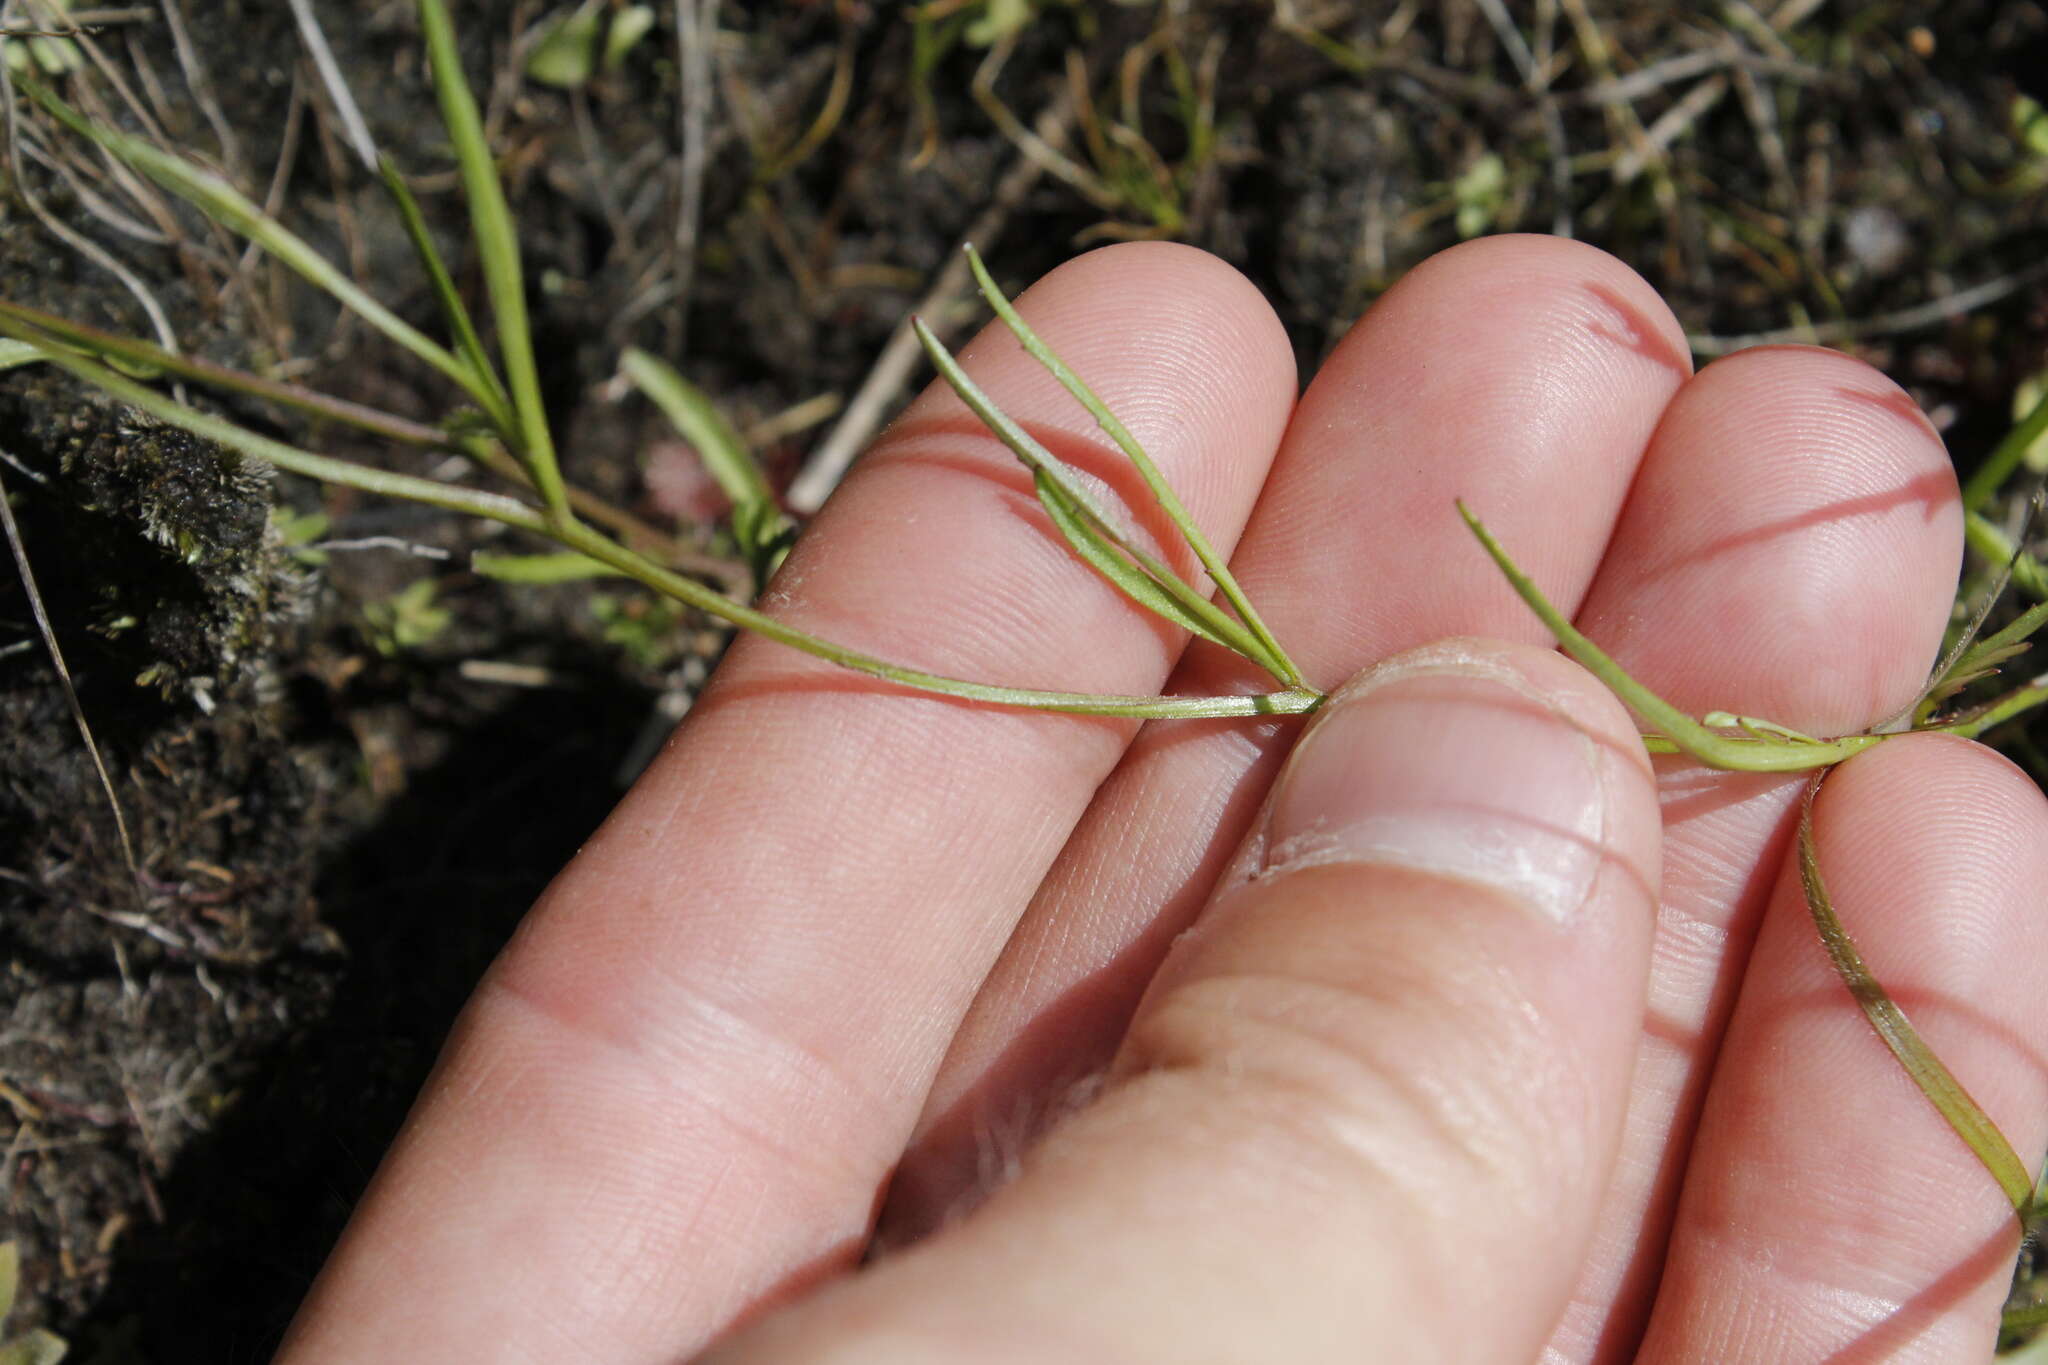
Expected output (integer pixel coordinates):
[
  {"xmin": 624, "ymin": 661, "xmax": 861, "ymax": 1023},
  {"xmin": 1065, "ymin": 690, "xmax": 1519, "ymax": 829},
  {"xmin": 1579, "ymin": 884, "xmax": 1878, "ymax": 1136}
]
[{"xmin": 277, "ymin": 235, "xmax": 2048, "ymax": 1363}]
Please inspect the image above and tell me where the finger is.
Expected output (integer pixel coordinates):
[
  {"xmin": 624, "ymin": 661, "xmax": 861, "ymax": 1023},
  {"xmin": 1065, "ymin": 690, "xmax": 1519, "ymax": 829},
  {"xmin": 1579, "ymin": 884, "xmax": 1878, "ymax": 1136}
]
[
  {"xmin": 277, "ymin": 244, "xmax": 1298, "ymax": 1365},
  {"xmin": 1638, "ymin": 736, "xmax": 2048, "ymax": 1362},
  {"xmin": 713, "ymin": 641, "xmax": 1663, "ymax": 1364},
  {"xmin": 1542, "ymin": 347, "xmax": 1961, "ymax": 1360},
  {"xmin": 888, "ymin": 235, "xmax": 1692, "ymax": 1236}
]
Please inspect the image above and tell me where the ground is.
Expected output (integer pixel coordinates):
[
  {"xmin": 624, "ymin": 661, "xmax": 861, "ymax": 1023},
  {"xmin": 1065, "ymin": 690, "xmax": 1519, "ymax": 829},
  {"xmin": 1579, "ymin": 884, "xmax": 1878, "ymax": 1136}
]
[{"xmin": 2, "ymin": 1, "xmax": 2047, "ymax": 1358}]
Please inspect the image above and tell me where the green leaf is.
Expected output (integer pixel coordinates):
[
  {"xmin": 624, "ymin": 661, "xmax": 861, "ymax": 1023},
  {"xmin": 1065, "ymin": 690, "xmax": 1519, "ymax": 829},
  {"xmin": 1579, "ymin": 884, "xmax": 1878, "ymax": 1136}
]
[
  {"xmin": 620, "ymin": 347, "xmax": 792, "ymax": 586},
  {"xmin": 1034, "ymin": 470, "xmax": 1247, "ymax": 655},
  {"xmin": 377, "ymin": 155, "xmax": 512, "ymax": 433},
  {"xmin": 14, "ymin": 75, "xmax": 501, "ymax": 419},
  {"xmin": 1458, "ymin": 501, "xmax": 1886, "ymax": 771},
  {"xmin": 961, "ymin": 246, "xmax": 1301, "ymax": 686},
  {"xmin": 605, "ymin": 6, "xmax": 658, "ymax": 71},
  {"xmin": 0, "ymin": 340, "xmax": 42, "ymax": 372},
  {"xmin": 363, "ymin": 578, "xmax": 452, "ymax": 655},
  {"xmin": 525, "ymin": 3, "xmax": 604, "ymax": 88},
  {"xmin": 471, "ymin": 550, "xmax": 620, "ymax": 583},
  {"xmin": 914, "ymin": 316, "xmax": 1289, "ymax": 679},
  {"xmin": 417, "ymin": 0, "xmax": 572, "ymax": 522},
  {"xmin": 0, "ymin": 1243, "xmax": 17, "ymax": 1323},
  {"xmin": 1963, "ymin": 381, "xmax": 2048, "ymax": 513},
  {"xmin": 1797, "ymin": 780, "xmax": 2035, "ymax": 1222}
]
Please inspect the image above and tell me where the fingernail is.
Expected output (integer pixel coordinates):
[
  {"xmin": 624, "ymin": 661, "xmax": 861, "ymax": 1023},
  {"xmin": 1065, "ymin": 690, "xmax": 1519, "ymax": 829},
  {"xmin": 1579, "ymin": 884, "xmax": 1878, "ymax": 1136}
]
[{"xmin": 1260, "ymin": 643, "xmax": 1610, "ymax": 926}]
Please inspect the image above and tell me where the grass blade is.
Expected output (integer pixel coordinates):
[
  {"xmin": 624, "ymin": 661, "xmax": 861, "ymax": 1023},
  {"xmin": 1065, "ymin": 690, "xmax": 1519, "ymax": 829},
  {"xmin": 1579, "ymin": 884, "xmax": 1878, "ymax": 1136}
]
[
  {"xmin": 1796, "ymin": 778, "xmax": 2034, "ymax": 1221},
  {"xmin": 472, "ymin": 550, "xmax": 620, "ymax": 583},
  {"xmin": 963, "ymin": 244, "xmax": 1301, "ymax": 685},
  {"xmin": 378, "ymin": 153, "xmax": 512, "ymax": 432},
  {"xmin": 17, "ymin": 74, "xmax": 502, "ymax": 420},
  {"xmin": 1962, "ymin": 383, "xmax": 2048, "ymax": 513},
  {"xmin": 415, "ymin": 0, "xmax": 570, "ymax": 523},
  {"xmin": 1034, "ymin": 468, "xmax": 1250, "ymax": 655},
  {"xmin": 1459, "ymin": 500, "xmax": 1885, "ymax": 771},
  {"xmin": 916, "ymin": 317, "xmax": 1290, "ymax": 679}
]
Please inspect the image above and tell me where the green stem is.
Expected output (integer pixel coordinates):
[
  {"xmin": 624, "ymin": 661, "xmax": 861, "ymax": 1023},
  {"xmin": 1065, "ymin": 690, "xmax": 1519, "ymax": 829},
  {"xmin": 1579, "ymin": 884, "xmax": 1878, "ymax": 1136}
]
[
  {"xmin": 13, "ymin": 325, "xmax": 1321, "ymax": 722},
  {"xmin": 0, "ymin": 299, "xmax": 451, "ymax": 449},
  {"xmin": 1460, "ymin": 501, "xmax": 1884, "ymax": 772}
]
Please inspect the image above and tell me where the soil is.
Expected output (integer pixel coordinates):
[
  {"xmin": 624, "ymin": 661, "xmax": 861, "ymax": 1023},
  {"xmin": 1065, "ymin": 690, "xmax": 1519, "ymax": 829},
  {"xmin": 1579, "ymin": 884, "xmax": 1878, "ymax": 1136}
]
[{"xmin": 3, "ymin": 1, "xmax": 2048, "ymax": 1359}]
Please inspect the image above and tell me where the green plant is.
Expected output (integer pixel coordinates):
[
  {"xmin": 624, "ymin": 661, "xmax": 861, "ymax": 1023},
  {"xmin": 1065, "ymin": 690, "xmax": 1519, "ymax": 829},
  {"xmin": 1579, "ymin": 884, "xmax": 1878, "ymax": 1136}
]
[
  {"xmin": 360, "ymin": 577, "xmax": 454, "ymax": 658},
  {"xmin": 10, "ymin": 0, "xmax": 2048, "ymax": 1342}
]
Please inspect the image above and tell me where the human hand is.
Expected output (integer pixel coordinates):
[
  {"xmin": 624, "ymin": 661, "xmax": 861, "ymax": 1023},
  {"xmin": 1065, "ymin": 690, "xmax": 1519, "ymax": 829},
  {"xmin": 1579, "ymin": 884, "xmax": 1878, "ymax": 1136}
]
[{"xmin": 278, "ymin": 236, "xmax": 2048, "ymax": 1363}]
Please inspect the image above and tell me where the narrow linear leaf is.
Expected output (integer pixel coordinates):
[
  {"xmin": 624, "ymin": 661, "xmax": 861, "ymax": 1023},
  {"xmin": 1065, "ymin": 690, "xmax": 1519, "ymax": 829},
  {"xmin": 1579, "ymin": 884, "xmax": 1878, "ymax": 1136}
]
[
  {"xmin": 416, "ymin": 0, "xmax": 571, "ymax": 521},
  {"xmin": 1458, "ymin": 500, "xmax": 1884, "ymax": 772},
  {"xmin": 1929, "ymin": 674, "xmax": 2048, "ymax": 742},
  {"xmin": 621, "ymin": 349, "xmax": 774, "ymax": 508},
  {"xmin": 962, "ymin": 244, "xmax": 1300, "ymax": 686},
  {"xmin": 16, "ymin": 76, "xmax": 501, "ymax": 418},
  {"xmin": 1797, "ymin": 778, "xmax": 2034, "ymax": 1220},
  {"xmin": 621, "ymin": 347, "xmax": 793, "ymax": 586},
  {"xmin": 916, "ymin": 318, "xmax": 1288, "ymax": 679},
  {"xmin": 1963, "ymin": 382, "xmax": 2048, "ymax": 512},
  {"xmin": 378, "ymin": 154, "xmax": 512, "ymax": 431},
  {"xmin": 471, "ymin": 550, "xmax": 620, "ymax": 583},
  {"xmin": 0, "ymin": 340, "xmax": 41, "ymax": 371},
  {"xmin": 1035, "ymin": 469, "xmax": 1245, "ymax": 654}
]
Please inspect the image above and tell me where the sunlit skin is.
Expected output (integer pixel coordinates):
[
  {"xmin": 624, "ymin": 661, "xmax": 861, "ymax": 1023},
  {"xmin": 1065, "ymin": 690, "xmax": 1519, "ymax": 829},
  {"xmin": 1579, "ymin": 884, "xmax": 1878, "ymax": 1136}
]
[{"xmin": 279, "ymin": 236, "xmax": 2048, "ymax": 1364}]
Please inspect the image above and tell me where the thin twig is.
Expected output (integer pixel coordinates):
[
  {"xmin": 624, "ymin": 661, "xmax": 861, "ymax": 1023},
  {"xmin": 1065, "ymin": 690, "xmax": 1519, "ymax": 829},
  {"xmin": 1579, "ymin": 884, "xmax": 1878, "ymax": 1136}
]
[
  {"xmin": 160, "ymin": 0, "xmax": 243, "ymax": 179},
  {"xmin": 670, "ymin": 0, "xmax": 718, "ymax": 349},
  {"xmin": 287, "ymin": 0, "xmax": 377, "ymax": 169},
  {"xmin": 0, "ymin": 42, "xmax": 187, "ymax": 392},
  {"xmin": 1612, "ymin": 74, "xmax": 1727, "ymax": 183},
  {"xmin": 1689, "ymin": 262, "xmax": 2048, "ymax": 355},
  {"xmin": 0, "ymin": 458, "xmax": 142, "ymax": 889}
]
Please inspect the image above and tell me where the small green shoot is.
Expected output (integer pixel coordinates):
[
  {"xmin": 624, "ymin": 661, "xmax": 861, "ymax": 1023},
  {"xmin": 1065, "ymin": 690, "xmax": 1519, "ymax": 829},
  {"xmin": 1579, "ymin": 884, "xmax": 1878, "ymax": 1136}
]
[
  {"xmin": 525, "ymin": 3, "xmax": 656, "ymax": 88},
  {"xmin": 593, "ymin": 591, "xmax": 687, "ymax": 670},
  {"xmin": 362, "ymin": 579, "xmax": 454, "ymax": 657}
]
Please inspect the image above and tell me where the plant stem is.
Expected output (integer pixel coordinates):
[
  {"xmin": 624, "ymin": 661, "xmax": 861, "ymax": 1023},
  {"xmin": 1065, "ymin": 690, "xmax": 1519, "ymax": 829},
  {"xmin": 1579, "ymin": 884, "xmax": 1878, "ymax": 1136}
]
[{"xmin": 12, "ymin": 324, "xmax": 1321, "ymax": 721}]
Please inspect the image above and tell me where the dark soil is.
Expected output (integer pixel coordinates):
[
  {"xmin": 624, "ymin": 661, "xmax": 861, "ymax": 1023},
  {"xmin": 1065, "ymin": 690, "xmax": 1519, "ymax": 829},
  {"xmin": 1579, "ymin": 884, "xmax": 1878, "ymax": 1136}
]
[{"xmin": 4, "ymin": 1, "xmax": 2048, "ymax": 1359}]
